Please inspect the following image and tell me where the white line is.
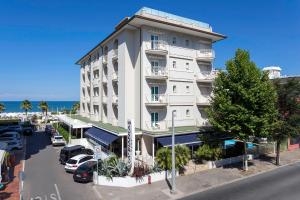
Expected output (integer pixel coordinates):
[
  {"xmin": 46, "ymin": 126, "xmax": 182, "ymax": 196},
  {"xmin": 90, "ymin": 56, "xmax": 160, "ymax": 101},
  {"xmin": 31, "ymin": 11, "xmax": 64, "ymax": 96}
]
[
  {"xmin": 92, "ymin": 185, "xmax": 103, "ymax": 199},
  {"xmin": 54, "ymin": 184, "xmax": 62, "ymax": 200}
]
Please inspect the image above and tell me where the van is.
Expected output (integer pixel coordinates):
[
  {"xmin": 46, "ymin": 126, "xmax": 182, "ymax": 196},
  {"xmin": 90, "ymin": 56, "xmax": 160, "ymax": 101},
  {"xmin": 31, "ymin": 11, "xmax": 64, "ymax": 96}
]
[{"xmin": 59, "ymin": 145, "xmax": 85, "ymax": 165}]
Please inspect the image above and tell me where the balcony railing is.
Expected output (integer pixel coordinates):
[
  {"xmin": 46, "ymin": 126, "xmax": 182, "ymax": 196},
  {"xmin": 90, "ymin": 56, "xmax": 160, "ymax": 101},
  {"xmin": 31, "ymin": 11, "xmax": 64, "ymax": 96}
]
[
  {"xmin": 145, "ymin": 40, "xmax": 168, "ymax": 55},
  {"xmin": 145, "ymin": 120, "xmax": 168, "ymax": 132},
  {"xmin": 196, "ymin": 49, "xmax": 215, "ymax": 61},
  {"xmin": 102, "ymin": 55, "xmax": 108, "ymax": 64},
  {"xmin": 112, "ymin": 95, "xmax": 118, "ymax": 105},
  {"xmin": 112, "ymin": 49, "xmax": 118, "ymax": 61},
  {"xmin": 196, "ymin": 96, "xmax": 211, "ymax": 106},
  {"xmin": 102, "ymin": 95, "xmax": 107, "ymax": 104},
  {"xmin": 145, "ymin": 94, "xmax": 168, "ymax": 106},
  {"xmin": 196, "ymin": 71, "xmax": 216, "ymax": 82},
  {"xmin": 196, "ymin": 119, "xmax": 211, "ymax": 127},
  {"xmin": 145, "ymin": 67, "xmax": 168, "ymax": 80}
]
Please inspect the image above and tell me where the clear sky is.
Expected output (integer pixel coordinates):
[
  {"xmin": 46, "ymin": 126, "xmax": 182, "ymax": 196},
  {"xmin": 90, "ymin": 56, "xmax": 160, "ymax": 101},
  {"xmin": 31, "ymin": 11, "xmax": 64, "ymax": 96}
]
[{"xmin": 0, "ymin": 0, "xmax": 299, "ymax": 101}]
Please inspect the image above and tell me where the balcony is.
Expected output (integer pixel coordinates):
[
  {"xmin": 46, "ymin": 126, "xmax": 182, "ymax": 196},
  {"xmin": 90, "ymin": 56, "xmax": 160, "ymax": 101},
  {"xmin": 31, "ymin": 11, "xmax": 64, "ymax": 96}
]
[
  {"xmin": 92, "ymin": 78, "xmax": 100, "ymax": 86},
  {"xmin": 112, "ymin": 49, "xmax": 118, "ymax": 62},
  {"xmin": 196, "ymin": 96, "xmax": 211, "ymax": 106},
  {"xmin": 102, "ymin": 95, "xmax": 107, "ymax": 104},
  {"xmin": 102, "ymin": 55, "xmax": 108, "ymax": 65},
  {"xmin": 196, "ymin": 49, "xmax": 215, "ymax": 62},
  {"xmin": 102, "ymin": 75, "xmax": 108, "ymax": 85},
  {"xmin": 145, "ymin": 68, "xmax": 168, "ymax": 80},
  {"xmin": 145, "ymin": 40, "xmax": 168, "ymax": 56},
  {"xmin": 196, "ymin": 71, "xmax": 215, "ymax": 83},
  {"xmin": 196, "ymin": 119, "xmax": 211, "ymax": 127},
  {"xmin": 112, "ymin": 95, "xmax": 118, "ymax": 105},
  {"xmin": 112, "ymin": 72, "xmax": 118, "ymax": 82},
  {"xmin": 145, "ymin": 94, "xmax": 168, "ymax": 106},
  {"xmin": 145, "ymin": 120, "xmax": 168, "ymax": 132}
]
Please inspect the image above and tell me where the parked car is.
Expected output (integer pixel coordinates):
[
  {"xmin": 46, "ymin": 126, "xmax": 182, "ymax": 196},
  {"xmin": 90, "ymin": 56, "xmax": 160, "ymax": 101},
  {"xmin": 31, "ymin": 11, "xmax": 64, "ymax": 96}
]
[
  {"xmin": 73, "ymin": 160, "xmax": 97, "ymax": 183},
  {"xmin": 64, "ymin": 154, "xmax": 94, "ymax": 173},
  {"xmin": 59, "ymin": 145, "xmax": 94, "ymax": 165},
  {"xmin": 23, "ymin": 127, "xmax": 33, "ymax": 136},
  {"xmin": 8, "ymin": 125, "xmax": 23, "ymax": 133},
  {"xmin": 0, "ymin": 138, "xmax": 23, "ymax": 151},
  {"xmin": 0, "ymin": 132, "xmax": 21, "ymax": 140},
  {"xmin": 51, "ymin": 135, "xmax": 66, "ymax": 146}
]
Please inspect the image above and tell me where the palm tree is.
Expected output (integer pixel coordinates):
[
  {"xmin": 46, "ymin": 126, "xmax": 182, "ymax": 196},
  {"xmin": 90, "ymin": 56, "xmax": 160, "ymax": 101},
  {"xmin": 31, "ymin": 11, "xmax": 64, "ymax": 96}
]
[
  {"xmin": 38, "ymin": 101, "xmax": 49, "ymax": 116},
  {"xmin": 175, "ymin": 145, "xmax": 191, "ymax": 170},
  {"xmin": 0, "ymin": 103, "xmax": 5, "ymax": 113},
  {"xmin": 156, "ymin": 147, "xmax": 172, "ymax": 170},
  {"xmin": 71, "ymin": 102, "xmax": 80, "ymax": 114},
  {"xmin": 21, "ymin": 100, "xmax": 32, "ymax": 117}
]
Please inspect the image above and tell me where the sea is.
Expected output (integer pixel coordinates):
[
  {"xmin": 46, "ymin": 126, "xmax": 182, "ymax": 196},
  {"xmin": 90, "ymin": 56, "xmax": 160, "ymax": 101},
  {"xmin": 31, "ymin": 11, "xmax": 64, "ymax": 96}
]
[{"xmin": 1, "ymin": 101, "xmax": 77, "ymax": 113}]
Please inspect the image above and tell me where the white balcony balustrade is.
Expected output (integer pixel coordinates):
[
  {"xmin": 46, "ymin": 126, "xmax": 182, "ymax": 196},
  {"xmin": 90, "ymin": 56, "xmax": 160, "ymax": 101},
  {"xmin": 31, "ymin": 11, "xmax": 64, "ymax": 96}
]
[
  {"xmin": 112, "ymin": 49, "xmax": 118, "ymax": 61},
  {"xmin": 102, "ymin": 55, "xmax": 108, "ymax": 64},
  {"xmin": 102, "ymin": 95, "xmax": 107, "ymax": 104},
  {"xmin": 196, "ymin": 95, "xmax": 211, "ymax": 106},
  {"xmin": 196, "ymin": 49, "xmax": 215, "ymax": 61},
  {"xmin": 112, "ymin": 72, "xmax": 118, "ymax": 82},
  {"xmin": 112, "ymin": 95, "xmax": 118, "ymax": 105},
  {"xmin": 145, "ymin": 40, "xmax": 168, "ymax": 56},
  {"xmin": 145, "ymin": 94, "xmax": 168, "ymax": 106},
  {"xmin": 145, "ymin": 67, "xmax": 168, "ymax": 80},
  {"xmin": 196, "ymin": 71, "xmax": 216, "ymax": 83},
  {"xmin": 145, "ymin": 120, "xmax": 168, "ymax": 132}
]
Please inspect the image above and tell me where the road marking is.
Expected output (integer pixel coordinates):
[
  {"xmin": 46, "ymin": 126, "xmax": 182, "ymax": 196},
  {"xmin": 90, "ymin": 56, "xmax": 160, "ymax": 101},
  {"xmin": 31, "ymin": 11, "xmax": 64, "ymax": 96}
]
[
  {"xmin": 54, "ymin": 184, "xmax": 62, "ymax": 200},
  {"xmin": 92, "ymin": 185, "xmax": 103, "ymax": 199}
]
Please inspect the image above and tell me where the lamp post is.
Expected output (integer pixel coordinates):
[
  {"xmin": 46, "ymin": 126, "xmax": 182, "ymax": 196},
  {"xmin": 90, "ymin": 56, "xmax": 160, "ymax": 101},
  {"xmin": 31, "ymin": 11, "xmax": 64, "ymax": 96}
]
[{"xmin": 171, "ymin": 110, "xmax": 176, "ymax": 194}]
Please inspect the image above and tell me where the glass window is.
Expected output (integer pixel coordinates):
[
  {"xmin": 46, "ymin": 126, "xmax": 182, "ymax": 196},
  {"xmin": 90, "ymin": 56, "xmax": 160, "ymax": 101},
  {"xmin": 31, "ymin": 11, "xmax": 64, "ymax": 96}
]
[
  {"xmin": 186, "ymin": 85, "xmax": 190, "ymax": 93},
  {"xmin": 186, "ymin": 109, "xmax": 190, "ymax": 117},
  {"xmin": 185, "ymin": 39, "xmax": 190, "ymax": 47},
  {"xmin": 172, "ymin": 61, "xmax": 176, "ymax": 69},
  {"xmin": 172, "ymin": 37, "xmax": 176, "ymax": 44},
  {"xmin": 173, "ymin": 85, "xmax": 177, "ymax": 93},
  {"xmin": 186, "ymin": 63, "xmax": 190, "ymax": 70}
]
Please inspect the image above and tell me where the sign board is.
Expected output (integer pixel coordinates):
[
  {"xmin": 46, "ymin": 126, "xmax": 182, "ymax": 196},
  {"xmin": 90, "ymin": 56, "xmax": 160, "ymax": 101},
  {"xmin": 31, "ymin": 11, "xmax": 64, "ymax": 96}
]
[
  {"xmin": 127, "ymin": 119, "xmax": 135, "ymax": 174},
  {"xmin": 94, "ymin": 145, "xmax": 102, "ymax": 160}
]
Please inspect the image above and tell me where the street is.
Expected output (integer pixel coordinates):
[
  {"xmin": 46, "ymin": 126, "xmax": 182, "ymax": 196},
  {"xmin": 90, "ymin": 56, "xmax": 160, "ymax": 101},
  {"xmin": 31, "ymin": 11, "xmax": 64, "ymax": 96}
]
[
  {"xmin": 182, "ymin": 162, "xmax": 300, "ymax": 200},
  {"xmin": 22, "ymin": 131, "xmax": 99, "ymax": 200}
]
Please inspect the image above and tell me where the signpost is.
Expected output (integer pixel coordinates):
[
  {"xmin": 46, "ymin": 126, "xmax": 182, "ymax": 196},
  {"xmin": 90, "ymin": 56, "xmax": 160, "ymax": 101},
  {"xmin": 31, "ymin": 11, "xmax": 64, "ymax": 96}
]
[
  {"xmin": 127, "ymin": 119, "xmax": 135, "ymax": 174},
  {"xmin": 94, "ymin": 145, "xmax": 101, "ymax": 184}
]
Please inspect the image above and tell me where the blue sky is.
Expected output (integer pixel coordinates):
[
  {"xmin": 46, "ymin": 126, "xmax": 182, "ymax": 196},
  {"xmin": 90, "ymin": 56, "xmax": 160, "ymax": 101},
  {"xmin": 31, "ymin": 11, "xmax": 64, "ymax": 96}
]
[{"xmin": 0, "ymin": 0, "xmax": 299, "ymax": 101}]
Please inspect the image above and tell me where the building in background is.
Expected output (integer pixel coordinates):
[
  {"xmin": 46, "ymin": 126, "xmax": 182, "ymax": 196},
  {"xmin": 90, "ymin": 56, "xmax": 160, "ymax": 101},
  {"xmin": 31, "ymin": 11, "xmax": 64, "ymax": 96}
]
[
  {"xmin": 74, "ymin": 7, "xmax": 226, "ymax": 164},
  {"xmin": 263, "ymin": 66, "xmax": 282, "ymax": 79}
]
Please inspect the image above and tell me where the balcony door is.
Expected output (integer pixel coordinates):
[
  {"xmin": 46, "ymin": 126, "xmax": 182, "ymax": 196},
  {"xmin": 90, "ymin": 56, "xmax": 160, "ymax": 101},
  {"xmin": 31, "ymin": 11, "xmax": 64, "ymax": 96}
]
[
  {"xmin": 151, "ymin": 86, "xmax": 159, "ymax": 102},
  {"xmin": 151, "ymin": 35, "xmax": 159, "ymax": 49},
  {"xmin": 151, "ymin": 112, "xmax": 159, "ymax": 127},
  {"xmin": 151, "ymin": 61, "xmax": 159, "ymax": 75}
]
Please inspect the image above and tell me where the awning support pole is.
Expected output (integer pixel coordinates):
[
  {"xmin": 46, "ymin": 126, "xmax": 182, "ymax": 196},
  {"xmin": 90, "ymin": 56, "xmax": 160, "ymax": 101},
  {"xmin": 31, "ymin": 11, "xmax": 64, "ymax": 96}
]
[
  {"xmin": 121, "ymin": 136, "xmax": 124, "ymax": 161},
  {"xmin": 152, "ymin": 137, "xmax": 155, "ymax": 165}
]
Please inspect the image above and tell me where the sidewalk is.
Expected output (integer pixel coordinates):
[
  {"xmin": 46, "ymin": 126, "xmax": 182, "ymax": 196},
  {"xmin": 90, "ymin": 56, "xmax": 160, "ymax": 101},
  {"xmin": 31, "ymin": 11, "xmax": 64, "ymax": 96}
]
[
  {"xmin": 0, "ymin": 150, "xmax": 23, "ymax": 200},
  {"xmin": 94, "ymin": 149, "xmax": 300, "ymax": 200}
]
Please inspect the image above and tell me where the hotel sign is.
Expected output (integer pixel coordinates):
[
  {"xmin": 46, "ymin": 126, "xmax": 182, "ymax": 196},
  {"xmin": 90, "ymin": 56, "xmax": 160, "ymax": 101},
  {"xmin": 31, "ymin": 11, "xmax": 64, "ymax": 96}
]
[{"xmin": 127, "ymin": 119, "xmax": 135, "ymax": 174}]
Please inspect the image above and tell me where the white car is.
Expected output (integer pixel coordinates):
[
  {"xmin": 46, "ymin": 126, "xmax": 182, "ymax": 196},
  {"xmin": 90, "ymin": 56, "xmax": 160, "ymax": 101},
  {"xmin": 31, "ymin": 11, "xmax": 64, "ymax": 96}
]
[
  {"xmin": 51, "ymin": 135, "xmax": 66, "ymax": 146},
  {"xmin": 64, "ymin": 154, "xmax": 94, "ymax": 173},
  {"xmin": 0, "ymin": 138, "xmax": 23, "ymax": 151}
]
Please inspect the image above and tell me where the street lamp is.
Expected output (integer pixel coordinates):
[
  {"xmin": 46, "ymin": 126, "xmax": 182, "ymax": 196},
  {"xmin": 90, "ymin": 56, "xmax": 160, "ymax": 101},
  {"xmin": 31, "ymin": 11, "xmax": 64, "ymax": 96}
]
[{"xmin": 171, "ymin": 110, "xmax": 176, "ymax": 194}]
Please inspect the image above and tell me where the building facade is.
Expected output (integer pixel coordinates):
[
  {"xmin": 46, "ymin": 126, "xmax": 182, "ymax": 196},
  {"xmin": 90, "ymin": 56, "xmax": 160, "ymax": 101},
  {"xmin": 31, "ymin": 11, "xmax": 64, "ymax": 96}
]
[{"xmin": 75, "ymin": 7, "xmax": 226, "ymax": 163}]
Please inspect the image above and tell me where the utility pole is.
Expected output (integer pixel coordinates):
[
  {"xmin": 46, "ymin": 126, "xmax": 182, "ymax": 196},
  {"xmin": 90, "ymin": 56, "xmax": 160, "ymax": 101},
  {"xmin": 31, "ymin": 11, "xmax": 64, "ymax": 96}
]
[{"xmin": 171, "ymin": 110, "xmax": 176, "ymax": 194}]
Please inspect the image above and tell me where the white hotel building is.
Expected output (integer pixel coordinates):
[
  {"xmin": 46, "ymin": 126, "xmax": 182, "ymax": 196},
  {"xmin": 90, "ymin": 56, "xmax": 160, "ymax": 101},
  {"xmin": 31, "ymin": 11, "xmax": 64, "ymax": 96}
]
[{"xmin": 74, "ymin": 7, "xmax": 226, "ymax": 163}]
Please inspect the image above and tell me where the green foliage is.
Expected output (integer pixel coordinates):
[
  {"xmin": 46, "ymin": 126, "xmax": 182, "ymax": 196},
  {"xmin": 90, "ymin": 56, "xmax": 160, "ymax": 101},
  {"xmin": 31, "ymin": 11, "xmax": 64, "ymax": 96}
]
[
  {"xmin": 20, "ymin": 100, "xmax": 32, "ymax": 116},
  {"xmin": 53, "ymin": 123, "xmax": 75, "ymax": 142},
  {"xmin": 207, "ymin": 49, "xmax": 278, "ymax": 141},
  {"xmin": 0, "ymin": 103, "xmax": 5, "ymax": 113},
  {"xmin": 156, "ymin": 145, "xmax": 191, "ymax": 171},
  {"xmin": 97, "ymin": 156, "xmax": 129, "ymax": 179},
  {"xmin": 38, "ymin": 101, "xmax": 49, "ymax": 115},
  {"xmin": 71, "ymin": 102, "xmax": 80, "ymax": 114},
  {"xmin": 195, "ymin": 144, "xmax": 222, "ymax": 162}
]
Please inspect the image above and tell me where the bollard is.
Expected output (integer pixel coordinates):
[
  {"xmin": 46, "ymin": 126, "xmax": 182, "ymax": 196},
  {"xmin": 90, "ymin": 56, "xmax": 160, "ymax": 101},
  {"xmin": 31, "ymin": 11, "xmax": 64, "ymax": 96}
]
[{"xmin": 148, "ymin": 175, "xmax": 151, "ymax": 184}]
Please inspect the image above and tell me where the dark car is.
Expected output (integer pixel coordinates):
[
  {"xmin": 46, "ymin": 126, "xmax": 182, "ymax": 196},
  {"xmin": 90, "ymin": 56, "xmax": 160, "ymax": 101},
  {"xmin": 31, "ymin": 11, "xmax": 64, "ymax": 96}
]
[
  {"xmin": 59, "ymin": 145, "xmax": 86, "ymax": 165},
  {"xmin": 73, "ymin": 160, "xmax": 97, "ymax": 183},
  {"xmin": 23, "ymin": 127, "xmax": 33, "ymax": 136}
]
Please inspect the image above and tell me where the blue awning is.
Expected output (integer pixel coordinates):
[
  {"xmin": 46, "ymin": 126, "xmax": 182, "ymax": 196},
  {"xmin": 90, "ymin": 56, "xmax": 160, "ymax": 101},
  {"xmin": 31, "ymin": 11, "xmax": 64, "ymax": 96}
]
[
  {"xmin": 85, "ymin": 127, "xmax": 119, "ymax": 148},
  {"xmin": 156, "ymin": 133, "xmax": 202, "ymax": 147}
]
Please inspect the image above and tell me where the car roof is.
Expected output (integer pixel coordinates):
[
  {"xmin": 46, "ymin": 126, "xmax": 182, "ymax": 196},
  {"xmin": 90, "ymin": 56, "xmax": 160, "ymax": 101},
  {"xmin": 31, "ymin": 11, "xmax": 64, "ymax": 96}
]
[
  {"xmin": 70, "ymin": 154, "xmax": 91, "ymax": 160},
  {"xmin": 63, "ymin": 145, "xmax": 84, "ymax": 151}
]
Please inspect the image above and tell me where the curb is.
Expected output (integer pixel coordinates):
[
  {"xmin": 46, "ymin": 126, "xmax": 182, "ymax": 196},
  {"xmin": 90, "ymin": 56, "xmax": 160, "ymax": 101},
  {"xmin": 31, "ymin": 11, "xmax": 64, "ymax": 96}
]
[{"xmin": 182, "ymin": 159, "xmax": 300, "ymax": 198}]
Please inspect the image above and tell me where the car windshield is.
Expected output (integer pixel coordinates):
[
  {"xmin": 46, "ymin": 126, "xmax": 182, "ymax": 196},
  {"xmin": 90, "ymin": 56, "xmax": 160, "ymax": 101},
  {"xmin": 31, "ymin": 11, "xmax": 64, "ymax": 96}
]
[
  {"xmin": 76, "ymin": 162, "xmax": 96, "ymax": 172},
  {"xmin": 55, "ymin": 136, "xmax": 63, "ymax": 139},
  {"xmin": 67, "ymin": 159, "xmax": 77, "ymax": 164}
]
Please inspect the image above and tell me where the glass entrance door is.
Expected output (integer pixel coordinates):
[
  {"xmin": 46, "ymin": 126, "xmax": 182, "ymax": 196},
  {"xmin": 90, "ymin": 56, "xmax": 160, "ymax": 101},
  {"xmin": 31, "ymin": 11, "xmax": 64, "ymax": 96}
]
[
  {"xmin": 151, "ymin": 61, "xmax": 159, "ymax": 75},
  {"xmin": 151, "ymin": 112, "xmax": 158, "ymax": 127},
  {"xmin": 151, "ymin": 86, "xmax": 159, "ymax": 102}
]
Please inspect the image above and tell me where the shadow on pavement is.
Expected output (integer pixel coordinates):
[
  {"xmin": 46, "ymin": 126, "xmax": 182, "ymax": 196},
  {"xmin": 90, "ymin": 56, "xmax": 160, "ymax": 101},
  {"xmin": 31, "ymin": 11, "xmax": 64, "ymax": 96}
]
[
  {"xmin": 25, "ymin": 131, "xmax": 51, "ymax": 160},
  {"xmin": 0, "ymin": 192, "xmax": 13, "ymax": 200}
]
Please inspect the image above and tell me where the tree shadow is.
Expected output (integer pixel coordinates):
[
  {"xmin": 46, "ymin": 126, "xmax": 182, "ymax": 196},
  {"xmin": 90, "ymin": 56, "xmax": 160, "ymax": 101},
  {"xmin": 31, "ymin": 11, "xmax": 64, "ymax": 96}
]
[
  {"xmin": 25, "ymin": 131, "xmax": 52, "ymax": 160},
  {"xmin": 222, "ymin": 161, "xmax": 255, "ymax": 170}
]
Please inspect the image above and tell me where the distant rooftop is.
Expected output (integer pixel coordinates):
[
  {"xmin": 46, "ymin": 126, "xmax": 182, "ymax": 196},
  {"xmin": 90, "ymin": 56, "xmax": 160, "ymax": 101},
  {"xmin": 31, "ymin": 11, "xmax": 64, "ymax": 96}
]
[{"xmin": 135, "ymin": 7, "xmax": 212, "ymax": 31}]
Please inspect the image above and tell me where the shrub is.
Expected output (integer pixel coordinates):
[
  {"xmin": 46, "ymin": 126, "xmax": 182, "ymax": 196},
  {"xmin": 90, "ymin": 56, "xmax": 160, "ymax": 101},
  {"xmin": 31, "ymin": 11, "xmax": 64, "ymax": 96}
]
[
  {"xmin": 195, "ymin": 144, "xmax": 222, "ymax": 162},
  {"xmin": 97, "ymin": 156, "xmax": 129, "ymax": 179}
]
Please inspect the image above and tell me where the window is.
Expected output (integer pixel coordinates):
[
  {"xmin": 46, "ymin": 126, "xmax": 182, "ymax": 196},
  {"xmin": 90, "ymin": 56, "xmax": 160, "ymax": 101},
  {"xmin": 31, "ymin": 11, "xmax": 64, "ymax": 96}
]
[
  {"xmin": 172, "ymin": 37, "xmax": 177, "ymax": 45},
  {"xmin": 186, "ymin": 109, "xmax": 190, "ymax": 117},
  {"xmin": 185, "ymin": 39, "xmax": 190, "ymax": 47},
  {"xmin": 186, "ymin": 63, "xmax": 190, "ymax": 71},
  {"xmin": 172, "ymin": 61, "xmax": 176, "ymax": 69},
  {"xmin": 173, "ymin": 85, "xmax": 177, "ymax": 93},
  {"xmin": 186, "ymin": 85, "xmax": 190, "ymax": 93}
]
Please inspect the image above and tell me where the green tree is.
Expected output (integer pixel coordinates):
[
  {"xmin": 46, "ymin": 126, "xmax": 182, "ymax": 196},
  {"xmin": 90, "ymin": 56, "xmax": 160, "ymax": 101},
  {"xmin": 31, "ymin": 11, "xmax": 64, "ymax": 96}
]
[
  {"xmin": 21, "ymin": 100, "xmax": 32, "ymax": 117},
  {"xmin": 272, "ymin": 78, "xmax": 300, "ymax": 165},
  {"xmin": 38, "ymin": 101, "xmax": 49, "ymax": 116},
  {"xmin": 207, "ymin": 49, "xmax": 278, "ymax": 170},
  {"xmin": 0, "ymin": 102, "xmax": 5, "ymax": 113},
  {"xmin": 156, "ymin": 145, "xmax": 190, "ymax": 171},
  {"xmin": 71, "ymin": 102, "xmax": 80, "ymax": 114}
]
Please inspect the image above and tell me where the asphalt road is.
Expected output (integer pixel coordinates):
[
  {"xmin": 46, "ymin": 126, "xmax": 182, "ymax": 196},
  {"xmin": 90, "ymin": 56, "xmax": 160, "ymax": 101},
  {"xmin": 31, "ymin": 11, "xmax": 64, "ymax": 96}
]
[
  {"xmin": 182, "ymin": 161, "xmax": 300, "ymax": 200},
  {"xmin": 22, "ymin": 131, "xmax": 99, "ymax": 200}
]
